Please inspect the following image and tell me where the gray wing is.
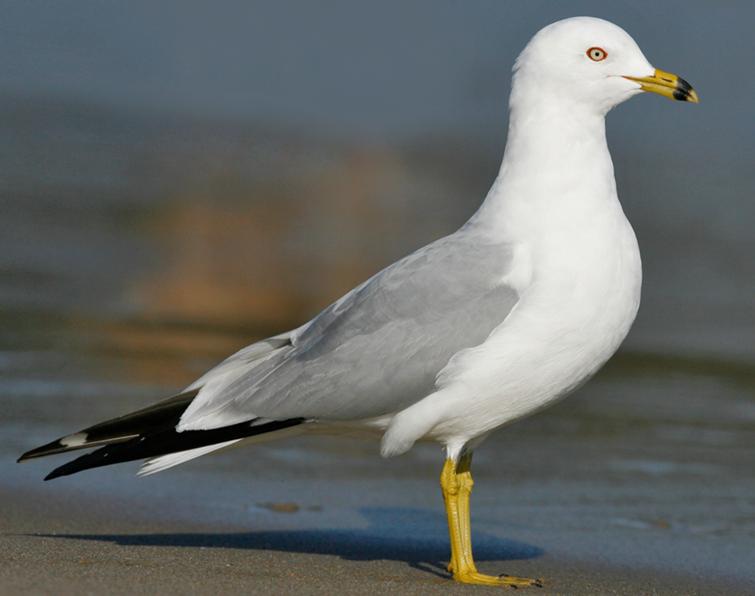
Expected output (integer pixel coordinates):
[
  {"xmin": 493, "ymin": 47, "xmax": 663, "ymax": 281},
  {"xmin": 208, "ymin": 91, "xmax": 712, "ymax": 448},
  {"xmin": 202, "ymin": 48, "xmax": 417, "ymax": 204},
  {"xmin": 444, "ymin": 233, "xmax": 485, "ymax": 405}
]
[{"xmin": 179, "ymin": 230, "xmax": 518, "ymax": 429}]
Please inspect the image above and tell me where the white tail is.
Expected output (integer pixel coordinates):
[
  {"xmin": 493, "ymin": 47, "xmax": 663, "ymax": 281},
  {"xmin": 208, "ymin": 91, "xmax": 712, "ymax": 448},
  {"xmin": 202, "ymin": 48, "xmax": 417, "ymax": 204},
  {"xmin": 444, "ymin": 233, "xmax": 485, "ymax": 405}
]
[{"xmin": 137, "ymin": 439, "xmax": 241, "ymax": 476}]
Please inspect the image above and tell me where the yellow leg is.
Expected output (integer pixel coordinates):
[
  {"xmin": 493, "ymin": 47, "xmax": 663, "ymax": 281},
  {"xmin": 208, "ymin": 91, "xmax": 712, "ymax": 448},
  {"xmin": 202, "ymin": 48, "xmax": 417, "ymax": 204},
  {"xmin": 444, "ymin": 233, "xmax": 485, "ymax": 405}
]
[
  {"xmin": 455, "ymin": 453, "xmax": 475, "ymax": 570},
  {"xmin": 440, "ymin": 454, "xmax": 543, "ymax": 588}
]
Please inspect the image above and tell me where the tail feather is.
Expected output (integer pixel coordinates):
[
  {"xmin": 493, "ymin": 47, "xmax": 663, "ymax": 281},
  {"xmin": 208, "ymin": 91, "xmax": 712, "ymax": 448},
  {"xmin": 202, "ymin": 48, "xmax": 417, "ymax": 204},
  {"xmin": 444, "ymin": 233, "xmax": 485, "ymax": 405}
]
[
  {"xmin": 43, "ymin": 418, "xmax": 305, "ymax": 481},
  {"xmin": 137, "ymin": 440, "xmax": 242, "ymax": 476},
  {"xmin": 18, "ymin": 390, "xmax": 199, "ymax": 462}
]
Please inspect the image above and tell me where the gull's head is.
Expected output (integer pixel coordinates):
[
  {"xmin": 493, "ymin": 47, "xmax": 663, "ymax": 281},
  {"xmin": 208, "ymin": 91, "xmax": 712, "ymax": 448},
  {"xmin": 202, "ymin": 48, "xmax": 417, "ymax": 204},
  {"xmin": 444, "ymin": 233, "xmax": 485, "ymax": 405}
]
[{"xmin": 512, "ymin": 17, "xmax": 698, "ymax": 114}]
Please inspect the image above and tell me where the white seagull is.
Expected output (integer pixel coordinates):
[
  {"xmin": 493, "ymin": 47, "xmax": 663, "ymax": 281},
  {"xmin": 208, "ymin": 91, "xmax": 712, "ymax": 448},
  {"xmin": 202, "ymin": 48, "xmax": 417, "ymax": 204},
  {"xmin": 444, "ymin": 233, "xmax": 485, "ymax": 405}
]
[{"xmin": 20, "ymin": 17, "xmax": 698, "ymax": 587}]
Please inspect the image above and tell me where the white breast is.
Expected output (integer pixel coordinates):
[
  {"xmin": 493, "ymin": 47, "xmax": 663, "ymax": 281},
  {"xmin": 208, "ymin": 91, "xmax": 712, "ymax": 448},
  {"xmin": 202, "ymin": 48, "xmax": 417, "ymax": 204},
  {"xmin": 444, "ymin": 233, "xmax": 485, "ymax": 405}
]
[{"xmin": 428, "ymin": 196, "xmax": 642, "ymax": 445}]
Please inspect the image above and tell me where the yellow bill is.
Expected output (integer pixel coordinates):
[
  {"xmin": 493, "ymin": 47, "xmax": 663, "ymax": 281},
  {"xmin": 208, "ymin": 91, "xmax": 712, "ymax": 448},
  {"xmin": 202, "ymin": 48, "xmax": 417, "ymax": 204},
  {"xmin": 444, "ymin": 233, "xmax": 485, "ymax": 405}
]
[{"xmin": 624, "ymin": 69, "xmax": 699, "ymax": 103}]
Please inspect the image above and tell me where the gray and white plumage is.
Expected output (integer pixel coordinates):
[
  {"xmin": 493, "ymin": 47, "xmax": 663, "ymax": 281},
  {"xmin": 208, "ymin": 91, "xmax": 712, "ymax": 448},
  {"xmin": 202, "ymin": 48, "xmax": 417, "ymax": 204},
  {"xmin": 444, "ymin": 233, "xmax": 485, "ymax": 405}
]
[
  {"xmin": 19, "ymin": 16, "xmax": 698, "ymax": 481},
  {"xmin": 178, "ymin": 232, "xmax": 517, "ymax": 428}
]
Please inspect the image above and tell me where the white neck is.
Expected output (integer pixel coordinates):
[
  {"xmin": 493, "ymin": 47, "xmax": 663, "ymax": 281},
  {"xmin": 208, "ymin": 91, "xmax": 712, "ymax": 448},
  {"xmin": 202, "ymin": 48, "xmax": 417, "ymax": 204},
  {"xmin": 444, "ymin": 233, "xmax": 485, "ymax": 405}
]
[{"xmin": 466, "ymin": 90, "xmax": 619, "ymax": 237}]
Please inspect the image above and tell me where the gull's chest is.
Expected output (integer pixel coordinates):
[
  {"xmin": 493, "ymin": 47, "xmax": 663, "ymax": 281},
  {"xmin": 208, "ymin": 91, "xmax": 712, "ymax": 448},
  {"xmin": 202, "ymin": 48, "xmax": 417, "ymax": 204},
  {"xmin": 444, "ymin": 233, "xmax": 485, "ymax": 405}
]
[
  {"xmin": 430, "ymin": 209, "xmax": 642, "ymax": 439},
  {"xmin": 518, "ymin": 205, "xmax": 643, "ymax": 360},
  {"xmin": 437, "ymin": 208, "xmax": 643, "ymax": 436}
]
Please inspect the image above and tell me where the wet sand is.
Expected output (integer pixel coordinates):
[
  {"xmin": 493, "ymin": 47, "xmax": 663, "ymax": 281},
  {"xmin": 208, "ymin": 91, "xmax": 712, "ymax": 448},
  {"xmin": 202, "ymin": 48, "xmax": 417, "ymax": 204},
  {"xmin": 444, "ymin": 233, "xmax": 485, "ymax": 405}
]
[{"xmin": 2, "ymin": 482, "xmax": 747, "ymax": 596}]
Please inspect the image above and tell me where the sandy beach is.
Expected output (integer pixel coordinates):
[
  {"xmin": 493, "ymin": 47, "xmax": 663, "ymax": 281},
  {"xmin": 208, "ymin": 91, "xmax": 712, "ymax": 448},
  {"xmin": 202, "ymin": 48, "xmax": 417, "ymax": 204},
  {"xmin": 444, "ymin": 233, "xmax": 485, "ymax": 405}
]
[{"xmin": 2, "ymin": 479, "xmax": 749, "ymax": 596}]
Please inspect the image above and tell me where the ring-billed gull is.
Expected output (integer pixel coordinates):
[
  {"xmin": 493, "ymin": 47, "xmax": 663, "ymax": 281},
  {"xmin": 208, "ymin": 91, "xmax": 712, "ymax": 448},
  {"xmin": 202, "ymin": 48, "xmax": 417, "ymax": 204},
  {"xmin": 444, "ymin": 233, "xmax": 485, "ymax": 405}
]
[{"xmin": 20, "ymin": 17, "xmax": 697, "ymax": 587}]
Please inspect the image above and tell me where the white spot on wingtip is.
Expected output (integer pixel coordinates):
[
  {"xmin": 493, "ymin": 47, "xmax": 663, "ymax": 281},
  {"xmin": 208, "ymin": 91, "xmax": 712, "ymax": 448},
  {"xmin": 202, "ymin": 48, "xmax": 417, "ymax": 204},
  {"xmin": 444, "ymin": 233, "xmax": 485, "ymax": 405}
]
[{"xmin": 60, "ymin": 432, "xmax": 88, "ymax": 447}]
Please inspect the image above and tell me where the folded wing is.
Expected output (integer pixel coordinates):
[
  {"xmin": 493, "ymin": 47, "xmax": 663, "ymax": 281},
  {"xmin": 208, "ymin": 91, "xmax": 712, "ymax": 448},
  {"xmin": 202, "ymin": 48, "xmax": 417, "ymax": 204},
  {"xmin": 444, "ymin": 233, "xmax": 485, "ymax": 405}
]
[{"xmin": 179, "ymin": 231, "xmax": 518, "ymax": 430}]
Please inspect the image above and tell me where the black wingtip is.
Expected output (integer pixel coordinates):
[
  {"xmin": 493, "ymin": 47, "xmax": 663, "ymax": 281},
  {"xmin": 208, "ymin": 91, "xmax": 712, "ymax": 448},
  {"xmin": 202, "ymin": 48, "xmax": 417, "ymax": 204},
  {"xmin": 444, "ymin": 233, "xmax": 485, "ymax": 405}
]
[
  {"xmin": 18, "ymin": 438, "xmax": 71, "ymax": 462},
  {"xmin": 44, "ymin": 463, "xmax": 77, "ymax": 481},
  {"xmin": 40, "ymin": 417, "xmax": 307, "ymax": 480},
  {"xmin": 19, "ymin": 390, "xmax": 200, "ymax": 465},
  {"xmin": 42, "ymin": 449, "xmax": 101, "ymax": 481},
  {"xmin": 44, "ymin": 469, "xmax": 63, "ymax": 481}
]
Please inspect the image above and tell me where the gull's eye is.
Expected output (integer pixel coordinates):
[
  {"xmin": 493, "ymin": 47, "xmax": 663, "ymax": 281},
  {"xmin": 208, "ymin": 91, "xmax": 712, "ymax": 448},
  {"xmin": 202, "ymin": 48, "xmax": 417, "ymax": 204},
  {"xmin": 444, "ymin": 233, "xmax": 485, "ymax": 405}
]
[{"xmin": 586, "ymin": 47, "xmax": 607, "ymax": 62}]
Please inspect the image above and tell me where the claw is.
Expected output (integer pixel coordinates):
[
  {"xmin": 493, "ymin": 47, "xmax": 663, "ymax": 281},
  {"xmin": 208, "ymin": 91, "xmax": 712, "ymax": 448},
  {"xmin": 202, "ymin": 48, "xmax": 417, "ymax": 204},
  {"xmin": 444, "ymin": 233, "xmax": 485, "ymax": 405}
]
[{"xmin": 453, "ymin": 570, "xmax": 544, "ymax": 587}]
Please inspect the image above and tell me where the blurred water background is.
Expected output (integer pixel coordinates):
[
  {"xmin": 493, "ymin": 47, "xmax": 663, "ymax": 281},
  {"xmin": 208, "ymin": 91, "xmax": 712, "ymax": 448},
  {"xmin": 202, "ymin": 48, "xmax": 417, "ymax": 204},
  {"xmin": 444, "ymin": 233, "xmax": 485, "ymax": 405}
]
[{"xmin": 1, "ymin": 0, "xmax": 753, "ymax": 588}]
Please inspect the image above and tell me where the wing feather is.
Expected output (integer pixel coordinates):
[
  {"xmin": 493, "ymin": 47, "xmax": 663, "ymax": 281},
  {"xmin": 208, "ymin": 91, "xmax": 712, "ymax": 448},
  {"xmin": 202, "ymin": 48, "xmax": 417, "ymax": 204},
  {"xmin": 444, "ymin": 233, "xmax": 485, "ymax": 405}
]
[{"xmin": 180, "ymin": 231, "xmax": 518, "ymax": 430}]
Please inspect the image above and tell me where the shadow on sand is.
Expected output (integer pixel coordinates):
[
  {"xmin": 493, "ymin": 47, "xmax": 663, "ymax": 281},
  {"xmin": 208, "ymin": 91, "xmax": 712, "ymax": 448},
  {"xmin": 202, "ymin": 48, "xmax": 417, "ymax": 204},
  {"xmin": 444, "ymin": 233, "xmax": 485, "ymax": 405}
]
[{"xmin": 35, "ymin": 507, "xmax": 543, "ymax": 578}]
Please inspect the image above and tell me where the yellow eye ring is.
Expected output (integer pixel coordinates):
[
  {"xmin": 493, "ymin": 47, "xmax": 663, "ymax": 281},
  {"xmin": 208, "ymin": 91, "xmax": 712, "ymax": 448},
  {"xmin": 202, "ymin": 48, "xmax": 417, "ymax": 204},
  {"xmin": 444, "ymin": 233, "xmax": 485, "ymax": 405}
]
[{"xmin": 587, "ymin": 47, "xmax": 607, "ymax": 62}]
